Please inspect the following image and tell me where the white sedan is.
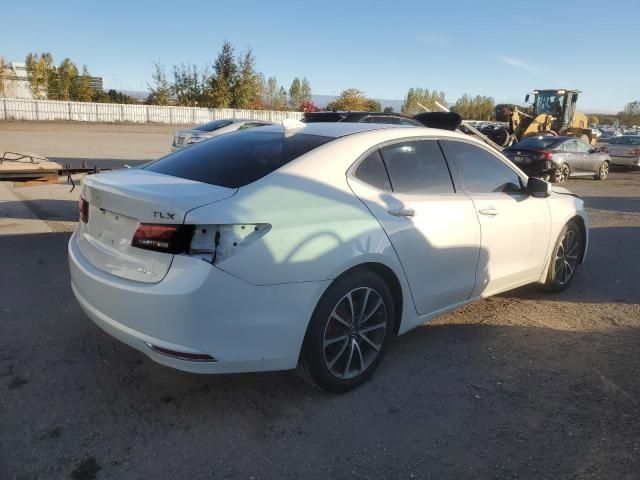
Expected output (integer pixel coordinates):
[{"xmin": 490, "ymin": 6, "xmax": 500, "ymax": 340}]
[{"xmin": 69, "ymin": 121, "xmax": 588, "ymax": 392}]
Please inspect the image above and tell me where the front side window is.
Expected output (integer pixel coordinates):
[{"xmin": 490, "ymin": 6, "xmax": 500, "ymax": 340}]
[
  {"xmin": 379, "ymin": 140, "xmax": 454, "ymax": 194},
  {"xmin": 440, "ymin": 141, "xmax": 522, "ymax": 194}
]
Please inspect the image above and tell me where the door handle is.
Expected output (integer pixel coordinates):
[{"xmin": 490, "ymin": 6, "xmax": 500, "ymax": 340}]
[
  {"xmin": 478, "ymin": 208, "xmax": 499, "ymax": 216},
  {"xmin": 388, "ymin": 208, "xmax": 415, "ymax": 217}
]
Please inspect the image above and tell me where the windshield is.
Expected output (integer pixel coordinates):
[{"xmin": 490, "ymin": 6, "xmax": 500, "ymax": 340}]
[
  {"xmin": 193, "ymin": 120, "xmax": 234, "ymax": 132},
  {"xmin": 534, "ymin": 92, "xmax": 565, "ymax": 116},
  {"xmin": 512, "ymin": 136, "xmax": 563, "ymax": 149},
  {"xmin": 609, "ymin": 136, "xmax": 640, "ymax": 145},
  {"xmin": 145, "ymin": 130, "xmax": 334, "ymax": 188}
]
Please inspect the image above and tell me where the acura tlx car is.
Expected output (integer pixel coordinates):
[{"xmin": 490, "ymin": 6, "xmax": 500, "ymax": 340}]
[{"xmin": 69, "ymin": 121, "xmax": 588, "ymax": 392}]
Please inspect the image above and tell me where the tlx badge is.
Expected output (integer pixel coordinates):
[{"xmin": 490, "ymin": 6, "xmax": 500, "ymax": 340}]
[{"xmin": 153, "ymin": 211, "xmax": 175, "ymax": 220}]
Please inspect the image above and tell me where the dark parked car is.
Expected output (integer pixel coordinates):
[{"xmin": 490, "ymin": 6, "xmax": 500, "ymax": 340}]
[
  {"xmin": 303, "ymin": 111, "xmax": 422, "ymax": 126},
  {"xmin": 503, "ymin": 136, "xmax": 611, "ymax": 183}
]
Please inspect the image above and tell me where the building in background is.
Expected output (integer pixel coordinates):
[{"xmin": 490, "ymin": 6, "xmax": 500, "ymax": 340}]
[
  {"xmin": 0, "ymin": 62, "xmax": 33, "ymax": 99},
  {"xmin": 89, "ymin": 76, "xmax": 103, "ymax": 92}
]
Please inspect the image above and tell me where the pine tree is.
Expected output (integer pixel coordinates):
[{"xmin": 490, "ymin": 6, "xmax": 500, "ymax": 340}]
[
  {"xmin": 210, "ymin": 41, "xmax": 238, "ymax": 108},
  {"xmin": 289, "ymin": 77, "xmax": 302, "ymax": 110},
  {"xmin": 232, "ymin": 50, "xmax": 262, "ymax": 109}
]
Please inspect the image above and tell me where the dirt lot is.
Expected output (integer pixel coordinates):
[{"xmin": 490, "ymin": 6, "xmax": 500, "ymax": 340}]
[{"xmin": 1, "ymin": 123, "xmax": 639, "ymax": 479}]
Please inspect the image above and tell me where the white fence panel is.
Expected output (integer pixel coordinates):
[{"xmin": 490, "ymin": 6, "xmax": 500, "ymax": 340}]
[
  {"xmin": 0, "ymin": 98, "xmax": 304, "ymax": 124},
  {"xmin": 96, "ymin": 103, "xmax": 122, "ymax": 122},
  {"xmin": 122, "ymin": 104, "xmax": 147, "ymax": 123}
]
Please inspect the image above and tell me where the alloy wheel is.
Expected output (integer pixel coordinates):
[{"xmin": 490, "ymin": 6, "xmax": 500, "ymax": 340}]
[
  {"xmin": 554, "ymin": 229, "xmax": 579, "ymax": 285},
  {"xmin": 556, "ymin": 164, "xmax": 569, "ymax": 183},
  {"xmin": 599, "ymin": 162, "xmax": 609, "ymax": 179},
  {"xmin": 322, "ymin": 287, "xmax": 387, "ymax": 380}
]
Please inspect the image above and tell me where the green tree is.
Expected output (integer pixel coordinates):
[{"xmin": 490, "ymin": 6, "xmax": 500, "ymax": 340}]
[
  {"xmin": 0, "ymin": 57, "xmax": 7, "ymax": 97},
  {"xmin": 452, "ymin": 94, "xmax": 495, "ymax": 120},
  {"xmin": 588, "ymin": 115, "xmax": 600, "ymax": 126},
  {"xmin": 326, "ymin": 88, "xmax": 371, "ymax": 111},
  {"xmin": 232, "ymin": 50, "xmax": 262, "ymax": 109},
  {"xmin": 172, "ymin": 63, "xmax": 201, "ymax": 106},
  {"xmin": 146, "ymin": 62, "xmax": 171, "ymax": 105},
  {"xmin": 618, "ymin": 100, "xmax": 640, "ymax": 125},
  {"xmin": 74, "ymin": 65, "xmax": 94, "ymax": 102},
  {"xmin": 52, "ymin": 58, "xmax": 78, "ymax": 100},
  {"xmin": 289, "ymin": 77, "xmax": 302, "ymax": 110},
  {"xmin": 401, "ymin": 88, "xmax": 446, "ymax": 115},
  {"xmin": 383, "ymin": 106, "xmax": 394, "ymax": 113},
  {"xmin": 365, "ymin": 98, "xmax": 382, "ymax": 111},
  {"xmin": 25, "ymin": 52, "xmax": 55, "ymax": 99},
  {"xmin": 262, "ymin": 76, "xmax": 285, "ymax": 110},
  {"xmin": 300, "ymin": 78, "xmax": 312, "ymax": 104},
  {"xmin": 209, "ymin": 41, "xmax": 238, "ymax": 108}
]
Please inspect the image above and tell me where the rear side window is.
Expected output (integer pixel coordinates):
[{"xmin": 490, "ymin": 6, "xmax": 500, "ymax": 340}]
[
  {"xmin": 441, "ymin": 141, "xmax": 521, "ymax": 193},
  {"xmin": 379, "ymin": 140, "xmax": 454, "ymax": 194},
  {"xmin": 354, "ymin": 150, "xmax": 391, "ymax": 191},
  {"xmin": 145, "ymin": 130, "xmax": 333, "ymax": 188}
]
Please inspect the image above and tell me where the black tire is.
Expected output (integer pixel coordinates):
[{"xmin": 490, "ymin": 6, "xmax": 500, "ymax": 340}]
[
  {"xmin": 594, "ymin": 161, "xmax": 609, "ymax": 180},
  {"xmin": 297, "ymin": 269, "xmax": 395, "ymax": 393},
  {"xmin": 543, "ymin": 221, "xmax": 583, "ymax": 292},
  {"xmin": 551, "ymin": 163, "xmax": 570, "ymax": 183}
]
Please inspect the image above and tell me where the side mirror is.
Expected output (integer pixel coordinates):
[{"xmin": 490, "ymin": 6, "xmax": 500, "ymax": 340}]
[
  {"xmin": 527, "ymin": 176, "xmax": 551, "ymax": 198},
  {"xmin": 525, "ymin": 94, "xmax": 530, "ymax": 103}
]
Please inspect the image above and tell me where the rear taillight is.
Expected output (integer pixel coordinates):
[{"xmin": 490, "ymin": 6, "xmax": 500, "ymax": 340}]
[
  {"xmin": 536, "ymin": 150, "xmax": 553, "ymax": 161},
  {"xmin": 131, "ymin": 224, "xmax": 195, "ymax": 254},
  {"xmin": 79, "ymin": 198, "xmax": 89, "ymax": 223},
  {"xmin": 131, "ymin": 223, "xmax": 271, "ymax": 263}
]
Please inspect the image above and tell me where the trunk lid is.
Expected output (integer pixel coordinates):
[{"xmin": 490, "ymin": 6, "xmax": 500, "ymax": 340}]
[
  {"xmin": 504, "ymin": 148, "xmax": 544, "ymax": 166},
  {"xmin": 77, "ymin": 169, "xmax": 235, "ymax": 283}
]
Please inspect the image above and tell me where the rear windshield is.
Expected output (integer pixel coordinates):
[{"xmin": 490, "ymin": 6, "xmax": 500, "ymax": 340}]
[
  {"xmin": 512, "ymin": 136, "xmax": 562, "ymax": 149},
  {"xmin": 609, "ymin": 136, "xmax": 640, "ymax": 145},
  {"xmin": 193, "ymin": 120, "xmax": 233, "ymax": 132},
  {"xmin": 145, "ymin": 130, "xmax": 334, "ymax": 188}
]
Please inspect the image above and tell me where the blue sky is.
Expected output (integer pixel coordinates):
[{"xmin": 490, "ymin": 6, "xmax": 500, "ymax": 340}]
[{"xmin": 3, "ymin": 0, "xmax": 638, "ymax": 112}]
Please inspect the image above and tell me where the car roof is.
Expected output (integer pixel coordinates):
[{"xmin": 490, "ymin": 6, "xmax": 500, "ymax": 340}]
[{"xmin": 255, "ymin": 121, "xmax": 415, "ymax": 138}]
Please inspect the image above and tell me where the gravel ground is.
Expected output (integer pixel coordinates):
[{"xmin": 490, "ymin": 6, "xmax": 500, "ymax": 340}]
[{"xmin": 0, "ymin": 124, "xmax": 638, "ymax": 479}]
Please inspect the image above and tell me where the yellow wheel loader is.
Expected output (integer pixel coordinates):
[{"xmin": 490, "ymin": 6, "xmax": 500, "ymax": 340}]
[{"xmin": 492, "ymin": 89, "xmax": 595, "ymax": 147}]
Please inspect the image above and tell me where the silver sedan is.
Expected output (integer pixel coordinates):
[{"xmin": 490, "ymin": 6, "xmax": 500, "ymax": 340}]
[
  {"xmin": 603, "ymin": 135, "xmax": 640, "ymax": 168},
  {"xmin": 172, "ymin": 119, "xmax": 273, "ymax": 151}
]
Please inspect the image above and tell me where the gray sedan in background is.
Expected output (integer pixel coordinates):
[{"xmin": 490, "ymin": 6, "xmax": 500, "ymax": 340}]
[
  {"xmin": 602, "ymin": 135, "xmax": 640, "ymax": 168},
  {"xmin": 172, "ymin": 119, "xmax": 273, "ymax": 151},
  {"xmin": 503, "ymin": 136, "xmax": 611, "ymax": 183}
]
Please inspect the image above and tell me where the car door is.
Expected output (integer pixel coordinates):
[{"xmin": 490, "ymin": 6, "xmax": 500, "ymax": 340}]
[
  {"xmin": 563, "ymin": 139, "xmax": 588, "ymax": 173},
  {"xmin": 347, "ymin": 139, "xmax": 480, "ymax": 316},
  {"xmin": 576, "ymin": 139, "xmax": 599, "ymax": 172},
  {"xmin": 440, "ymin": 140, "xmax": 552, "ymax": 296}
]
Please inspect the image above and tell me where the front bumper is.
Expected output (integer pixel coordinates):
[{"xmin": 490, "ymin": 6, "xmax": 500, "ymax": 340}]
[{"xmin": 68, "ymin": 231, "xmax": 329, "ymax": 374}]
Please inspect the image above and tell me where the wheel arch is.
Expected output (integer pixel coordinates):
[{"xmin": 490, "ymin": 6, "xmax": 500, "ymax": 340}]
[{"xmin": 569, "ymin": 215, "xmax": 587, "ymax": 264}]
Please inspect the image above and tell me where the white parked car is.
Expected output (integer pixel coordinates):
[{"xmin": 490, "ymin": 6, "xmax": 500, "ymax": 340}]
[
  {"xmin": 172, "ymin": 119, "xmax": 273, "ymax": 151},
  {"xmin": 69, "ymin": 122, "xmax": 588, "ymax": 392}
]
